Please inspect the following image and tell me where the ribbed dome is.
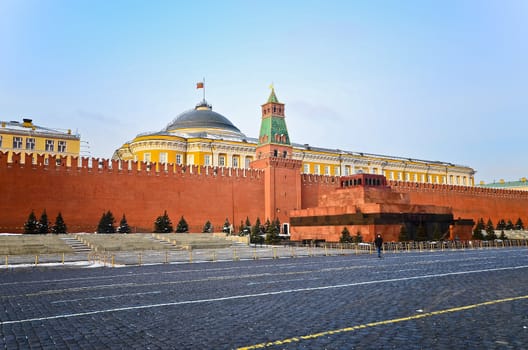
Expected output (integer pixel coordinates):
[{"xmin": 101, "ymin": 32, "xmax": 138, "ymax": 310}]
[{"xmin": 165, "ymin": 100, "xmax": 242, "ymax": 136}]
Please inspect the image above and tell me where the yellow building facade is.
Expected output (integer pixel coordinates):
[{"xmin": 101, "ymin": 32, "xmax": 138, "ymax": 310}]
[
  {"xmin": 113, "ymin": 93, "xmax": 475, "ymax": 186},
  {"xmin": 0, "ymin": 118, "xmax": 81, "ymax": 164}
]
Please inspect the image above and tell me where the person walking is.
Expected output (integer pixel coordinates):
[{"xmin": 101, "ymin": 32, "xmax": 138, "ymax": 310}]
[{"xmin": 374, "ymin": 234, "xmax": 383, "ymax": 258}]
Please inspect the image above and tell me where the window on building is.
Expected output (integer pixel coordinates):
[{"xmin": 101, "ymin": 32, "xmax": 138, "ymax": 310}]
[
  {"xmin": 303, "ymin": 164, "xmax": 310, "ymax": 174},
  {"xmin": 58, "ymin": 140, "xmax": 66, "ymax": 153},
  {"xmin": 334, "ymin": 166, "xmax": 340, "ymax": 176},
  {"xmin": 232, "ymin": 156, "xmax": 239, "ymax": 168},
  {"xmin": 397, "ymin": 172, "xmax": 402, "ymax": 180},
  {"xmin": 13, "ymin": 137, "xmax": 22, "ymax": 149},
  {"xmin": 372, "ymin": 168, "xmax": 378, "ymax": 174},
  {"xmin": 245, "ymin": 156, "xmax": 252, "ymax": 168},
  {"xmin": 160, "ymin": 152, "xmax": 168, "ymax": 164},
  {"xmin": 187, "ymin": 154, "xmax": 194, "ymax": 165},
  {"xmin": 405, "ymin": 173, "xmax": 410, "ymax": 181},
  {"xmin": 390, "ymin": 172, "xmax": 394, "ymax": 180},
  {"xmin": 143, "ymin": 153, "xmax": 151, "ymax": 163},
  {"xmin": 324, "ymin": 166, "xmax": 330, "ymax": 175},
  {"xmin": 314, "ymin": 165, "xmax": 320, "ymax": 175},
  {"xmin": 344, "ymin": 166, "xmax": 350, "ymax": 176},
  {"xmin": 218, "ymin": 155, "xmax": 225, "ymax": 167},
  {"xmin": 421, "ymin": 174, "xmax": 425, "ymax": 183},
  {"xmin": 26, "ymin": 138, "xmax": 35, "ymax": 150},
  {"xmin": 204, "ymin": 155, "xmax": 211, "ymax": 166},
  {"xmin": 413, "ymin": 174, "xmax": 418, "ymax": 182},
  {"xmin": 45, "ymin": 139, "xmax": 54, "ymax": 152}
]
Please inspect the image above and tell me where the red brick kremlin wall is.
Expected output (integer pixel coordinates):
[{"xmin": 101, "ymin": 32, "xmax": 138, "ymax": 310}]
[
  {"xmin": 0, "ymin": 152, "xmax": 265, "ymax": 233},
  {"xmin": 388, "ymin": 180, "xmax": 528, "ymax": 225},
  {"xmin": 2, "ymin": 152, "xmax": 528, "ymax": 234}
]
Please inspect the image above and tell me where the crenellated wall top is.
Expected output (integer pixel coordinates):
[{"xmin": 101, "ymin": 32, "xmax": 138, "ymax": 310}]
[
  {"xmin": 0, "ymin": 151, "xmax": 264, "ymax": 179},
  {"xmin": 300, "ymin": 173, "xmax": 341, "ymax": 185},
  {"xmin": 388, "ymin": 180, "xmax": 528, "ymax": 199}
]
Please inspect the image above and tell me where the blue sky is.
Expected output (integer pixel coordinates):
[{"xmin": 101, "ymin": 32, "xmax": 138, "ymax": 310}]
[{"xmin": 1, "ymin": 0, "xmax": 526, "ymax": 183}]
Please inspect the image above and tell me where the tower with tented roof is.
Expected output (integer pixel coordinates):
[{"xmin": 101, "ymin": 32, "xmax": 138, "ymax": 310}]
[{"xmin": 251, "ymin": 86, "xmax": 302, "ymax": 228}]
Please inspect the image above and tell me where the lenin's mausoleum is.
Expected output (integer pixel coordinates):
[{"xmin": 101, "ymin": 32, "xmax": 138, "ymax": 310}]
[{"xmin": 1, "ymin": 88, "xmax": 528, "ymax": 242}]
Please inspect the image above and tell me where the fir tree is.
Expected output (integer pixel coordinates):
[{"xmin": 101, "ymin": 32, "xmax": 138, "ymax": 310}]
[
  {"xmin": 354, "ymin": 231, "xmax": 363, "ymax": 243},
  {"xmin": 496, "ymin": 219, "xmax": 506, "ymax": 231},
  {"xmin": 250, "ymin": 217, "xmax": 264, "ymax": 245},
  {"xmin": 176, "ymin": 216, "xmax": 189, "ymax": 233},
  {"xmin": 273, "ymin": 217, "xmax": 281, "ymax": 235},
  {"xmin": 505, "ymin": 219, "xmax": 514, "ymax": 231},
  {"xmin": 416, "ymin": 222, "xmax": 428, "ymax": 241},
  {"xmin": 23, "ymin": 210, "xmax": 39, "ymax": 234},
  {"xmin": 515, "ymin": 217, "xmax": 524, "ymax": 230},
  {"xmin": 339, "ymin": 227, "xmax": 353, "ymax": 243},
  {"xmin": 398, "ymin": 225, "xmax": 408, "ymax": 242},
  {"xmin": 222, "ymin": 218, "xmax": 231, "ymax": 233},
  {"xmin": 38, "ymin": 209, "xmax": 50, "ymax": 234},
  {"xmin": 265, "ymin": 218, "xmax": 280, "ymax": 245},
  {"xmin": 472, "ymin": 218, "xmax": 485, "ymax": 240},
  {"xmin": 117, "ymin": 214, "xmax": 131, "ymax": 234},
  {"xmin": 202, "ymin": 220, "xmax": 212, "ymax": 233},
  {"xmin": 432, "ymin": 223, "xmax": 442, "ymax": 241},
  {"xmin": 154, "ymin": 210, "xmax": 173, "ymax": 233},
  {"xmin": 241, "ymin": 216, "xmax": 251, "ymax": 235},
  {"xmin": 485, "ymin": 218, "xmax": 497, "ymax": 240},
  {"xmin": 97, "ymin": 211, "xmax": 116, "ymax": 234},
  {"xmin": 51, "ymin": 212, "xmax": 67, "ymax": 234},
  {"xmin": 500, "ymin": 230, "xmax": 507, "ymax": 240}
]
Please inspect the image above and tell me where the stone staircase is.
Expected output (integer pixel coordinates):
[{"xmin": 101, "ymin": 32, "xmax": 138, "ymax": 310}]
[
  {"xmin": 146, "ymin": 235, "xmax": 181, "ymax": 250},
  {"xmin": 152, "ymin": 233, "xmax": 234, "ymax": 250},
  {"xmin": 60, "ymin": 236, "xmax": 92, "ymax": 253}
]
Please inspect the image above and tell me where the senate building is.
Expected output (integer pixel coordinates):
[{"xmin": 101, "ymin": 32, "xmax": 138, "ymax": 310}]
[{"xmin": 112, "ymin": 87, "xmax": 475, "ymax": 187}]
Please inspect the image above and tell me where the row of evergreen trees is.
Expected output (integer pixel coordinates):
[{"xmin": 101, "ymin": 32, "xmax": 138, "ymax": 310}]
[
  {"xmin": 339, "ymin": 227, "xmax": 363, "ymax": 243},
  {"xmin": 472, "ymin": 217, "xmax": 524, "ymax": 240},
  {"xmin": 153, "ymin": 211, "xmax": 189, "ymax": 233},
  {"xmin": 98, "ymin": 211, "xmax": 189, "ymax": 234},
  {"xmin": 22, "ymin": 209, "xmax": 280, "ymax": 239},
  {"xmin": 23, "ymin": 210, "xmax": 67, "ymax": 234},
  {"xmin": 97, "ymin": 211, "xmax": 131, "ymax": 234},
  {"xmin": 206, "ymin": 216, "xmax": 282, "ymax": 245}
]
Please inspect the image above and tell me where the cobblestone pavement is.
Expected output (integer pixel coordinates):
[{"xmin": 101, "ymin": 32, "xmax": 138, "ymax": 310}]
[{"xmin": 0, "ymin": 248, "xmax": 527, "ymax": 349}]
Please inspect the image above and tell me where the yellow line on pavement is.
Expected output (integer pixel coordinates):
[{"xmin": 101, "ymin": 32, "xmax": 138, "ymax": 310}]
[{"xmin": 237, "ymin": 294, "xmax": 528, "ymax": 350}]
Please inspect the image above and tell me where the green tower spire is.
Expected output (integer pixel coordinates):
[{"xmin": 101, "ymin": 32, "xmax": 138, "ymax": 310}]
[
  {"xmin": 267, "ymin": 86, "xmax": 279, "ymax": 103},
  {"xmin": 258, "ymin": 86, "xmax": 290, "ymax": 147}
]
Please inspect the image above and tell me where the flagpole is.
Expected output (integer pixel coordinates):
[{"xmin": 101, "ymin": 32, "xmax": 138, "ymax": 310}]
[{"xmin": 203, "ymin": 77, "xmax": 206, "ymax": 102}]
